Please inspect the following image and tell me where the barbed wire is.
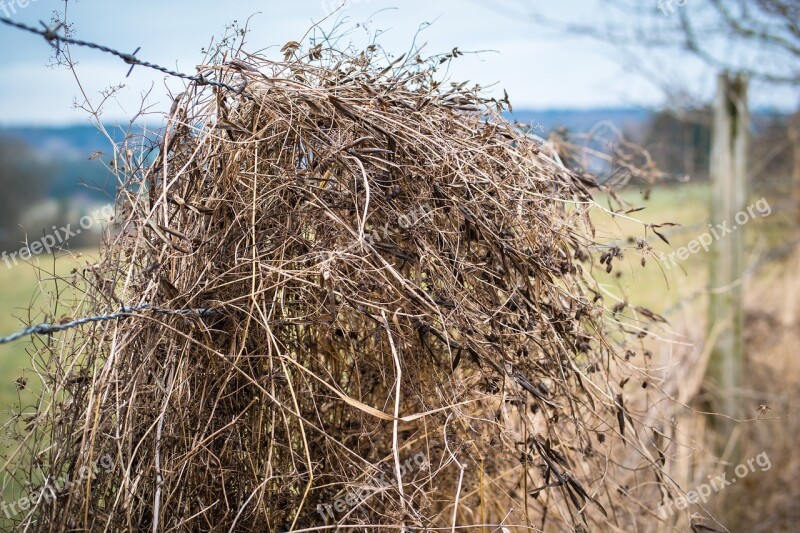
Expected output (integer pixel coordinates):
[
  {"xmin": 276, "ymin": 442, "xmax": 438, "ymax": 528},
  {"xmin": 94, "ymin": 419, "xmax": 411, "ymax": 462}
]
[
  {"xmin": 0, "ymin": 18, "xmax": 236, "ymax": 343},
  {"xmin": 0, "ymin": 18, "xmax": 239, "ymax": 343},
  {"xmin": 0, "ymin": 304, "xmax": 218, "ymax": 345},
  {"xmin": 0, "ymin": 16, "xmax": 247, "ymax": 95}
]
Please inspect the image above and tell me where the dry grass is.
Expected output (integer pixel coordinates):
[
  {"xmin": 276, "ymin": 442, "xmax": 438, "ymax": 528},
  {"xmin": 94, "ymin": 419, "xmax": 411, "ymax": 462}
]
[
  {"xmin": 704, "ymin": 251, "xmax": 800, "ymax": 532},
  {"xmin": 2, "ymin": 36, "xmax": 688, "ymax": 532}
]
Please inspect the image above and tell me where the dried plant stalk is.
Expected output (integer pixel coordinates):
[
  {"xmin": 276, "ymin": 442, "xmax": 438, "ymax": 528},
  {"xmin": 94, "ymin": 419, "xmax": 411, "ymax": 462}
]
[{"xmin": 4, "ymin": 37, "xmax": 681, "ymax": 532}]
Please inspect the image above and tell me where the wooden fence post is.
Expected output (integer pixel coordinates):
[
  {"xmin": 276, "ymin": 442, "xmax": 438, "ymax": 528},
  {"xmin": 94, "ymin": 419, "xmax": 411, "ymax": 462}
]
[
  {"xmin": 788, "ymin": 112, "xmax": 800, "ymax": 226},
  {"xmin": 706, "ymin": 72, "xmax": 748, "ymax": 457}
]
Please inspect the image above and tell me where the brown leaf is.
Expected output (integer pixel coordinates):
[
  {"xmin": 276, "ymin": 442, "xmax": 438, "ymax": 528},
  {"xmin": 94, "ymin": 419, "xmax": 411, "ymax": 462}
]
[
  {"xmin": 615, "ymin": 393, "xmax": 625, "ymax": 438},
  {"xmin": 652, "ymin": 228, "xmax": 670, "ymax": 245}
]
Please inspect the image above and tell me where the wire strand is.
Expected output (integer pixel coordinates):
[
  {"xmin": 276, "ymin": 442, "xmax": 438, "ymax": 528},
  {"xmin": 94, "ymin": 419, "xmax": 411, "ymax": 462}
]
[
  {"xmin": 0, "ymin": 305, "xmax": 217, "ymax": 345},
  {"xmin": 0, "ymin": 16, "xmax": 248, "ymax": 95}
]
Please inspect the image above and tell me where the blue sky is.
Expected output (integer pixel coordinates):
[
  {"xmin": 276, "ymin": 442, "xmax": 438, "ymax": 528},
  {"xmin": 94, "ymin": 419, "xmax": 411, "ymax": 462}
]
[{"xmin": 0, "ymin": 0, "xmax": 795, "ymax": 125}]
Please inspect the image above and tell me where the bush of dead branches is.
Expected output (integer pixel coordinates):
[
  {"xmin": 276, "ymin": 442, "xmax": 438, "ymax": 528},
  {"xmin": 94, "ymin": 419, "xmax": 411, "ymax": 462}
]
[{"xmin": 4, "ymin": 38, "xmax": 680, "ymax": 532}]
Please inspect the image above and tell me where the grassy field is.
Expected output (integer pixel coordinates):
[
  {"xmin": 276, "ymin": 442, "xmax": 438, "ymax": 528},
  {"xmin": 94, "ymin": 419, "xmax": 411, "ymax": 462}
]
[
  {"xmin": 591, "ymin": 181, "xmax": 787, "ymax": 316},
  {"xmin": 0, "ymin": 251, "xmax": 96, "ymax": 444},
  {"xmin": 0, "ymin": 249, "xmax": 97, "ymax": 526},
  {"xmin": 592, "ymin": 182, "xmax": 713, "ymax": 310}
]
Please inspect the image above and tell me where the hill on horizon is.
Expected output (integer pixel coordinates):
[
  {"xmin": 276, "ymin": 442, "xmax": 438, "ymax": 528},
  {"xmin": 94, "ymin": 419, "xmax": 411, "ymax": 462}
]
[{"xmin": 0, "ymin": 106, "xmax": 789, "ymax": 202}]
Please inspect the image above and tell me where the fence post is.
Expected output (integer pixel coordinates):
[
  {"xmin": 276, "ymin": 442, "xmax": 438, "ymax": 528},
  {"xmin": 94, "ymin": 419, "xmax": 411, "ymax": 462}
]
[
  {"xmin": 788, "ymin": 112, "xmax": 800, "ymax": 225},
  {"xmin": 706, "ymin": 72, "xmax": 748, "ymax": 458}
]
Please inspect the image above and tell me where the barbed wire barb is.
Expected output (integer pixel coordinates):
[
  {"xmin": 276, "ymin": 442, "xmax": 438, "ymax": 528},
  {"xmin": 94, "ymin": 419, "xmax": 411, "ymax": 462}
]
[
  {"xmin": 0, "ymin": 17, "xmax": 246, "ymax": 346},
  {"xmin": 0, "ymin": 16, "xmax": 247, "ymax": 95}
]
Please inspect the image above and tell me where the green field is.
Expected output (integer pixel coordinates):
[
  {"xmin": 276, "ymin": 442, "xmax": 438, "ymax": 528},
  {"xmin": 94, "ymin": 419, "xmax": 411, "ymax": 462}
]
[
  {"xmin": 0, "ymin": 249, "xmax": 99, "ymax": 526},
  {"xmin": 0, "ymin": 251, "xmax": 97, "ymax": 444},
  {"xmin": 591, "ymin": 182, "xmax": 786, "ymax": 315}
]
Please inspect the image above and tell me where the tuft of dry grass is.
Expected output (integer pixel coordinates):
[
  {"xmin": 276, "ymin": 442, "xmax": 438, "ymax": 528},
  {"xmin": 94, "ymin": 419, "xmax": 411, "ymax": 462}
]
[{"xmin": 3, "ymin": 36, "xmax": 685, "ymax": 532}]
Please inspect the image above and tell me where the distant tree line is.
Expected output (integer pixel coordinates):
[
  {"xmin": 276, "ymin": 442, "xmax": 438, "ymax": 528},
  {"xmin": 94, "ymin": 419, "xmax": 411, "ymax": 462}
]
[
  {"xmin": 0, "ymin": 131, "xmax": 120, "ymax": 252},
  {"xmin": 0, "ymin": 136, "xmax": 52, "ymax": 247},
  {"xmin": 640, "ymin": 108, "xmax": 796, "ymax": 184}
]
